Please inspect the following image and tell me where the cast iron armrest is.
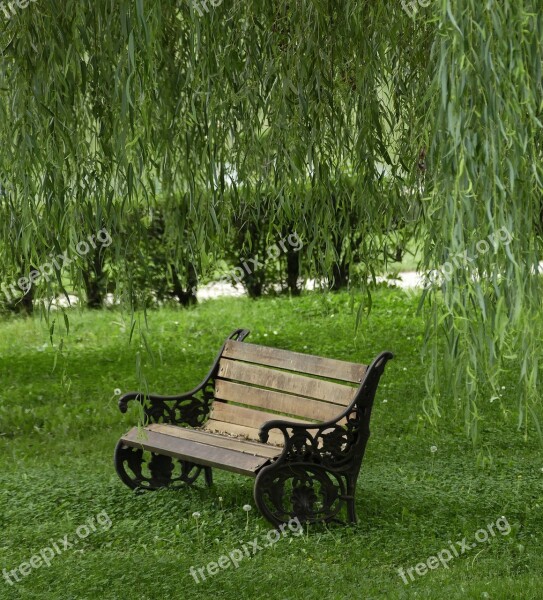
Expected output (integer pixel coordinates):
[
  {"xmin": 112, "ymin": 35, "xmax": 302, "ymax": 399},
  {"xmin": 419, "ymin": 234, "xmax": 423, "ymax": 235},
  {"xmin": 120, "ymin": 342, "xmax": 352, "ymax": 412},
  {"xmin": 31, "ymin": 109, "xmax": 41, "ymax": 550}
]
[
  {"xmin": 259, "ymin": 416, "xmax": 338, "ymax": 444},
  {"xmin": 117, "ymin": 328, "xmax": 251, "ymax": 425},
  {"xmin": 118, "ymin": 385, "xmax": 209, "ymax": 415},
  {"xmin": 117, "ymin": 385, "xmax": 216, "ymax": 426}
]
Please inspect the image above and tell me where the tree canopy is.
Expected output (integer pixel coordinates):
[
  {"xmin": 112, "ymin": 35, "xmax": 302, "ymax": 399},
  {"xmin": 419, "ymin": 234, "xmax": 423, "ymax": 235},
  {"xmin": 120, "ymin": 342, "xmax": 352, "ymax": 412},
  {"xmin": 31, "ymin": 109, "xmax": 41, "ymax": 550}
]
[{"xmin": 1, "ymin": 0, "xmax": 542, "ymax": 439}]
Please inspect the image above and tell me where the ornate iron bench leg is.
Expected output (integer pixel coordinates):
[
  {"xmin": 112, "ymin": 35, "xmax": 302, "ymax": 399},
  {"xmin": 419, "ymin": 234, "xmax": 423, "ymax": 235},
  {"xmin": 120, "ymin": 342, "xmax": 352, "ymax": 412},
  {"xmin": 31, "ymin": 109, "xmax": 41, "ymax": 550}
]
[
  {"xmin": 345, "ymin": 475, "xmax": 359, "ymax": 523},
  {"xmin": 254, "ymin": 463, "xmax": 350, "ymax": 527},
  {"xmin": 204, "ymin": 466, "xmax": 213, "ymax": 487},
  {"xmin": 114, "ymin": 440, "xmax": 208, "ymax": 490}
]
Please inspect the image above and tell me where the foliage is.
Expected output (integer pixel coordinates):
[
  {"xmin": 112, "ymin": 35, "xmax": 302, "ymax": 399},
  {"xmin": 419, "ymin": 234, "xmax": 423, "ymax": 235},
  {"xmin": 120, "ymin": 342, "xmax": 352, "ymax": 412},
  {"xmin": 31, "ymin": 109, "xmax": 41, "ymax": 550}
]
[
  {"xmin": 0, "ymin": 1, "xmax": 541, "ymax": 436},
  {"xmin": 423, "ymin": 0, "xmax": 543, "ymax": 439}
]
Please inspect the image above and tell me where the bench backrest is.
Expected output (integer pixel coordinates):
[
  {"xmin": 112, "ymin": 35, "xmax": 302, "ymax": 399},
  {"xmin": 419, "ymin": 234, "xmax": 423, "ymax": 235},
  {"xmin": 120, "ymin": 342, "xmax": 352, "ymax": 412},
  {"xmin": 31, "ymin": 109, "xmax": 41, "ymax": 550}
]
[{"xmin": 203, "ymin": 340, "xmax": 368, "ymax": 445}]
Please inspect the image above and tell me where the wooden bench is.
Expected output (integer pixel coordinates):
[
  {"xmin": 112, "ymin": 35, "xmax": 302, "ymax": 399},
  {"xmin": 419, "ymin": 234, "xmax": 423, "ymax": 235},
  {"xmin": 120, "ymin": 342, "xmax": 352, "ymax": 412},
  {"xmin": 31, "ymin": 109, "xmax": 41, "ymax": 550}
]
[{"xmin": 114, "ymin": 329, "xmax": 393, "ymax": 526}]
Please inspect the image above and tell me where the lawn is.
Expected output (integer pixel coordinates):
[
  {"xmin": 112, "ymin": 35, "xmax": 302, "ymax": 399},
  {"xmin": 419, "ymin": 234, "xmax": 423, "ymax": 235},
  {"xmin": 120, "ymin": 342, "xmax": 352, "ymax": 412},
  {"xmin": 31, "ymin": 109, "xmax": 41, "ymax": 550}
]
[{"xmin": 0, "ymin": 289, "xmax": 542, "ymax": 599}]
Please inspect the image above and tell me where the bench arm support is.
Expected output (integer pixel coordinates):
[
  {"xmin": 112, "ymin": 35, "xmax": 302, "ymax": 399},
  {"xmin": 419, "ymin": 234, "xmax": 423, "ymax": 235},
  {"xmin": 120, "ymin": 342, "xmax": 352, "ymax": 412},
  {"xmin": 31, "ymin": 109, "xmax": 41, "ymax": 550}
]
[
  {"xmin": 117, "ymin": 328, "xmax": 251, "ymax": 426},
  {"xmin": 259, "ymin": 351, "xmax": 393, "ymax": 468}
]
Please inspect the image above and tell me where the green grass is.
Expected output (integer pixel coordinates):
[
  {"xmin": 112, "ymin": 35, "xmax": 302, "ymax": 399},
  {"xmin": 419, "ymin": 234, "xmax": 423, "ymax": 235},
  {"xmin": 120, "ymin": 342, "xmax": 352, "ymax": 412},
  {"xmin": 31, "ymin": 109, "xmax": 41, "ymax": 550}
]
[{"xmin": 1, "ymin": 290, "xmax": 542, "ymax": 599}]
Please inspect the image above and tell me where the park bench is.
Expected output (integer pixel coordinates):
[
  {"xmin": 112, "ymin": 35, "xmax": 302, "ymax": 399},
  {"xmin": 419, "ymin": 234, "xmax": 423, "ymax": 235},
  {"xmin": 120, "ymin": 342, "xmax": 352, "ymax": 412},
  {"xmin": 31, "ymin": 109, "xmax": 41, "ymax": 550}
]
[{"xmin": 114, "ymin": 329, "xmax": 393, "ymax": 526}]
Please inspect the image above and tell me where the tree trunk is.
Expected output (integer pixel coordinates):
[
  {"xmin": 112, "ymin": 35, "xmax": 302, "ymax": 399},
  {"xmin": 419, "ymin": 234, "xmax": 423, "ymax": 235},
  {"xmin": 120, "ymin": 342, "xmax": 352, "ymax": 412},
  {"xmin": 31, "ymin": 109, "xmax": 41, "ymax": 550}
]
[
  {"xmin": 330, "ymin": 260, "xmax": 349, "ymax": 290},
  {"xmin": 82, "ymin": 253, "xmax": 105, "ymax": 308},
  {"xmin": 171, "ymin": 262, "xmax": 198, "ymax": 306},
  {"xmin": 286, "ymin": 247, "xmax": 301, "ymax": 295}
]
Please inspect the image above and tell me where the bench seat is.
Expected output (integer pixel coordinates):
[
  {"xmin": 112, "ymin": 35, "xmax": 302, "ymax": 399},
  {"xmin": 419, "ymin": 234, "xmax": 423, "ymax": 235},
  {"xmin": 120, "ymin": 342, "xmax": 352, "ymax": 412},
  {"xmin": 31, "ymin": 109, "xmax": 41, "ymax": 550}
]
[{"xmin": 121, "ymin": 424, "xmax": 282, "ymax": 476}]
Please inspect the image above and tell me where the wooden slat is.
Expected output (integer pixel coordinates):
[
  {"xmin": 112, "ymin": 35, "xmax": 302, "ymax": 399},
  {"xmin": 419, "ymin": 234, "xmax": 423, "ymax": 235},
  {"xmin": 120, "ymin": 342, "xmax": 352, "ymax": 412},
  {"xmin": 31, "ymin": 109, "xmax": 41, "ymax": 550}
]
[
  {"xmin": 147, "ymin": 423, "xmax": 280, "ymax": 459},
  {"xmin": 217, "ymin": 359, "xmax": 357, "ymax": 405},
  {"xmin": 120, "ymin": 427, "xmax": 269, "ymax": 476},
  {"xmin": 215, "ymin": 380, "xmax": 343, "ymax": 423},
  {"xmin": 223, "ymin": 340, "xmax": 367, "ymax": 383},
  {"xmin": 203, "ymin": 420, "xmax": 285, "ymax": 446},
  {"xmin": 210, "ymin": 402, "xmax": 312, "ymax": 430}
]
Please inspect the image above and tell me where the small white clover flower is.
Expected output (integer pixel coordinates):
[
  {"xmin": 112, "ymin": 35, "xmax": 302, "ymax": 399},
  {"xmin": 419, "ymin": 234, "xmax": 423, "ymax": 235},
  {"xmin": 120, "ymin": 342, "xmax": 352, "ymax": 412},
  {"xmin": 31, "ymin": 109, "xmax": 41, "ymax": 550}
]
[
  {"xmin": 243, "ymin": 504, "xmax": 252, "ymax": 512},
  {"xmin": 218, "ymin": 496, "xmax": 223, "ymax": 502},
  {"xmin": 382, "ymin": 399, "xmax": 388, "ymax": 403},
  {"xmin": 114, "ymin": 388, "xmax": 122, "ymax": 396},
  {"xmin": 430, "ymin": 446, "xmax": 438, "ymax": 453}
]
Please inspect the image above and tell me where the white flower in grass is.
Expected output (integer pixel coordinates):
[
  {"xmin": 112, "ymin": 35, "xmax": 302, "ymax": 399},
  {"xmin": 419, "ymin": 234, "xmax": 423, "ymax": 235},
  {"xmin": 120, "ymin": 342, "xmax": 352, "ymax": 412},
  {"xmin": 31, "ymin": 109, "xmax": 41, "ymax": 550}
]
[
  {"xmin": 243, "ymin": 504, "xmax": 252, "ymax": 531},
  {"xmin": 430, "ymin": 446, "xmax": 438, "ymax": 453},
  {"xmin": 192, "ymin": 511, "xmax": 203, "ymax": 543},
  {"xmin": 114, "ymin": 388, "xmax": 122, "ymax": 396},
  {"xmin": 382, "ymin": 399, "xmax": 388, "ymax": 403}
]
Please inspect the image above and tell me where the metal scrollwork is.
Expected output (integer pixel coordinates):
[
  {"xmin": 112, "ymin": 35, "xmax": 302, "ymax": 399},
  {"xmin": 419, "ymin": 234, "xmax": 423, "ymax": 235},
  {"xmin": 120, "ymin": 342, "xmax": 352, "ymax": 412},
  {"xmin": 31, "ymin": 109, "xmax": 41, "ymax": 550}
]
[
  {"xmin": 114, "ymin": 441, "xmax": 211, "ymax": 490},
  {"xmin": 264, "ymin": 406, "xmax": 366, "ymax": 469},
  {"xmin": 115, "ymin": 380, "xmax": 217, "ymax": 490},
  {"xmin": 140, "ymin": 380, "xmax": 216, "ymax": 427},
  {"xmin": 254, "ymin": 464, "xmax": 348, "ymax": 526}
]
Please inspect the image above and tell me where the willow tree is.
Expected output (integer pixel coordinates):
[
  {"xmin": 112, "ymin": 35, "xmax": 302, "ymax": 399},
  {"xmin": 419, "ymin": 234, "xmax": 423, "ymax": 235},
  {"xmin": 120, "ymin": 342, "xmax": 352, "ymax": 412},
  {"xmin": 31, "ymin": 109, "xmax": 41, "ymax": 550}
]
[
  {"xmin": 0, "ymin": 0, "xmax": 541, "ymax": 439},
  {"xmin": 423, "ymin": 0, "xmax": 543, "ymax": 440}
]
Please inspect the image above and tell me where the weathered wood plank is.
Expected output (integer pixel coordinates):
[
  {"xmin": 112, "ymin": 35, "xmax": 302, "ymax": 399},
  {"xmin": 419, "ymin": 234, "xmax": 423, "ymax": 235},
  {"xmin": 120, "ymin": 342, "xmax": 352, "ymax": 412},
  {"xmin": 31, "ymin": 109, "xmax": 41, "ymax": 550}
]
[
  {"xmin": 214, "ymin": 380, "xmax": 343, "ymax": 422},
  {"xmin": 217, "ymin": 359, "xmax": 357, "ymax": 405},
  {"xmin": 210, "ymin": 401, "xmax": 312, "ymax": 430},
  {"xmin": 120, "ymin": 427, "xmax": 268, "ymax": 475},
  {"xmin": 203, "ymin": 420, "xmax": 285, "ymax": 446},
  {"xmin": 147, "ymin": 423, "xmax": 281, "ymax": 459},
  {"xmin": 222, "ymin": 340, "xmax": 367, "ymax": 383}
]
